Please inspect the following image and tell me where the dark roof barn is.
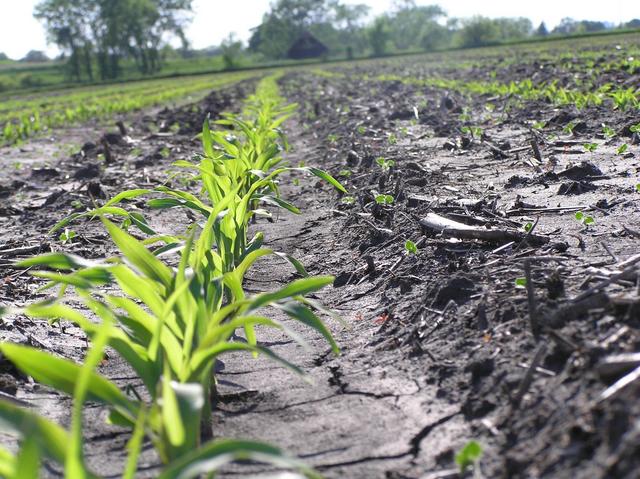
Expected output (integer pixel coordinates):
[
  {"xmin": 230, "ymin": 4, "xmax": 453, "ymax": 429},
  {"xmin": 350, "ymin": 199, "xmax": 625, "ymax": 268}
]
[{"xmin": 287, "ymin": 31, "xmax": 328, "ymax": 60}]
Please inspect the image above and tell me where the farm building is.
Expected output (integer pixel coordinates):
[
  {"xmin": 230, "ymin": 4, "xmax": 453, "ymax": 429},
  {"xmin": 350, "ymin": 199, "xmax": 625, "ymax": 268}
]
[{"xmin": 287, "ymin": 31, "xmax": 328, "ymax": 59}]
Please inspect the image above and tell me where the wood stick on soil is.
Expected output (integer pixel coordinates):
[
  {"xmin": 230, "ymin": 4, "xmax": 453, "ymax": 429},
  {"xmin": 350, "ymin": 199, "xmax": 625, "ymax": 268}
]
[
  {"xmin": 505, "ymin": 205, "xmax": 590, "ymax": 216},
  {"xmin": 513, "ymin": 342, "xmax": 547, "ymax": 407},
  {"xmin": 524, "ymin": 259, "xmax": 540, "ymax": 339},
  {"xmin": 597, "ymin": 352, "xmax": 640, "ymax": 379},
  {"xmin": 419, "ymin": 212, "xmax": 549, "ymax": 245},
  {"xmin": 600, "ymin": 241, "xmax": 619, "ymax": 263},
  {"xmin": 572, "ymin": 256, "xmax": 640, "ymax": 303},
  {"xmin": 598, "ymin": 364, "xmax": 640, "ymax": 404},
  {"xmin": 530, "ymin": 138, "xmax": 543, "ymax": 162},
  {"xmin": 623, "ymin": 225, "xmax": 640, "ymax": 239},
  {"xmin": 0, "ymin": 243, "xmax": 50, "ymax": 259}
]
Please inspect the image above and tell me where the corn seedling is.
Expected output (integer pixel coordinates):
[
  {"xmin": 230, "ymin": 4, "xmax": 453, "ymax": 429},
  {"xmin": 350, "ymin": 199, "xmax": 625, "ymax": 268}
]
[
  {"xmin": 404, "ymin": 240, "xmax": 418, "ymax": 255},
  {"xmin": 563, "ymin": 120, "xmax": 578, "ymax": 135},
  {"xmin": 601, "ymin": 124, "xmax": 616, "ymax": 138},
  {"xmin": 461, "ymin": 125, "xmax": 483, "ymax": 139},
  {"xmin": 455, "ymin": 440, "xmax": 483, "ymax": 473},
  {"xmin": 58, "ymin": 228, "xmax": 78, "ymax": 245},
  {"xmin": 575, "ymin": 211, "xmax": 595, "ymax": 226},
  {"xmin": 375, "ymin": 194, "xmax": 394, "ymax": 205},
  {"xmin": 376, "ymin": 157, "xmax": 395, "ymax": 171}
]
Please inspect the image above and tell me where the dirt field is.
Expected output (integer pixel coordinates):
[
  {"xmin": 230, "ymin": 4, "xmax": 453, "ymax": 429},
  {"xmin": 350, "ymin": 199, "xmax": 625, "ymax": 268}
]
[{"xmin": 1, "ymin": 38, "xmax": 639, "ymax": 478}]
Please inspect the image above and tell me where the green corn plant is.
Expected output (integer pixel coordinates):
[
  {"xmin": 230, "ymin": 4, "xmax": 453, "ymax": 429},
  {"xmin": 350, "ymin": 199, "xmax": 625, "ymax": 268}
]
[
  {"xmin": 0, "ymin": 397, "xmax": 321, "ymax": 478},
  {"xmin": 51, "ymin": 75, "xmax": 345, "ymax": 275},
  {"xmin": 0, "ymin": 293, "xmax": 322, "ymax": 478},
  {"xmin": 11, "ymin": 215, "xmax": 339, "ymax": 463}
]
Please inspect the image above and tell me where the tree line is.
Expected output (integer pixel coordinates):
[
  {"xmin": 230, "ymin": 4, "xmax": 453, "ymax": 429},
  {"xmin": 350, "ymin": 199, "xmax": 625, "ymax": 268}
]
[
  {"xmin": 32, "ymin": 0, "xmax": 640, "ymax": 81},
  {"xmin": 34, "ymin": 0, "xmax": 192, "ymax": 81},
  {"xmin": 245, "ymin": 0, "xmax": 640, "ymax": 60}
]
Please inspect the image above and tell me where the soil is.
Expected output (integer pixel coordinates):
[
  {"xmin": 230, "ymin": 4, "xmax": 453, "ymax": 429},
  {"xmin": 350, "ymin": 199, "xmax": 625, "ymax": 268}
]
[{"xmin": 0, "ymin": 45, "xmax": 639, "ymax": 479}]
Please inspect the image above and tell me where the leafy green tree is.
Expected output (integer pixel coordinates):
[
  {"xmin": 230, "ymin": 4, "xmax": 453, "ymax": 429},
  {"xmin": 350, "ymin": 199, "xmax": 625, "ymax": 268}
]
[
  {"xmin": 368, "ymin": 17, "xmax": 390, "ymax": 56},
  {"xmin": 331, "ymin": 2, "xmax": 370, "ymax": 56},
  {"xmin": 456, "ymin": 16, "xmax": 531, "ymax": 47},
  {"xmin": 34, "ymin": 0, "xmax": 94, "ymax": 80},
  {"xmin": 552, "ymin": 17, "xmax": 578, "ymax": 35},
  {"xmin": 535, "ymin": 21, "xmax": 548, "ymax": 36},
  {"xmin": 388, "ymin": 2, "xmax": 445, "ymax": 51},
  {"xmin": 221, "ymin": 33, "xmax": 244, "ymax": 69},
  {"xmin": 421, "ymin": 22, "xmax": 450, "ymax": 51},
  {"xmin": 34, "ymin": 0, "xmax": 193, "ymax": 80},
  {"xmin": 249, "ymin": 0, "xmax": 336, "ymax": 59},
  {"xmin": 249, "ymin": 0, "xmax": 372, "ymax": 59},
  {"xmin": 456, "ymin": 16, "xmax": 500, "ymax": 47}
]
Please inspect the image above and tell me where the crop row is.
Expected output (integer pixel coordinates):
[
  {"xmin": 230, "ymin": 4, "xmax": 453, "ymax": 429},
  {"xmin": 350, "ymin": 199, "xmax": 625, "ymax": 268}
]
[
  {"xmin": 0, "ymin": 74, "xmax": 345, "ymax": 477},
  {"xmin": 314, "ymin": 67, "xmax": 640, "ymax": 112},
  {"xmin": 0, "ymin": 72, "xmax": 254, "ymax": 145}
]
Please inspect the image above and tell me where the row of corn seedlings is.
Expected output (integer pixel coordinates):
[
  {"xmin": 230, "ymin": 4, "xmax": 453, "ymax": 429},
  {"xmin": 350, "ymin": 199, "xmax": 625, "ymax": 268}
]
[
  {"xmin": 0, "ymin": 72, "xmax": 253, "ymax": 145},
  {"xmin": 0, "ymin": 73, "xmax": 346, "ymax": 478}
]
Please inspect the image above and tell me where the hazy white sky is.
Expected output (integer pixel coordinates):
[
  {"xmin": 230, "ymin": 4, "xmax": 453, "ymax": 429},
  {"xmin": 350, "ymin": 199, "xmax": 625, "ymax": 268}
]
[{"xmin": 0, "ymin": 0, "xmax": 633, "ymax": 59}]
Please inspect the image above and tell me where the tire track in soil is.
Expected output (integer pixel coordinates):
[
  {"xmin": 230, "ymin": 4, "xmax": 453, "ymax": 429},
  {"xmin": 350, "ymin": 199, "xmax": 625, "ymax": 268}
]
[{"xmin": 212, "ymin": 117, "xmax": 470, "ymax": 479}]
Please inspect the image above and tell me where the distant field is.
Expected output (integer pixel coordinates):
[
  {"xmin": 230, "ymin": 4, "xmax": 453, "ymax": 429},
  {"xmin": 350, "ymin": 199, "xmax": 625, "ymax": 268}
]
[
  {"xmin": 2, "ymin": 30, "xmax": 638, "ymax": 145},
  {"xmin": 0, "ymin": 71, "xmax": 255, "ymax": 144},
  {"xmin": 1, "ymin": 29, "xmax": 639, "ymax": 96},
  {"xmin": 0, "ymin": 55, "xmax": 238, "ymax": 93}
]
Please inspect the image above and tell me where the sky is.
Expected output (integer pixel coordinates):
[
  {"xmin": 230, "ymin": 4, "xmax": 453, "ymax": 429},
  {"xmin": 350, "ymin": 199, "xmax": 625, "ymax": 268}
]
[{"xmin": 0, "ymin": 0, "xmax": 633, "ymax": 60}]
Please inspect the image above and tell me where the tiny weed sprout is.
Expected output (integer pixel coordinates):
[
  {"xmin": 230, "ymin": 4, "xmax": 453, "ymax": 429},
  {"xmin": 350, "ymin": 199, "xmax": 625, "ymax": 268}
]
[
  {"xmin": 376, "ymin": 157, "xmax": 395, "ymax": 171},
  {"xmin": 515, "ymin": 277, "xmax": 527, "ymax": 288},
  {"xmin": 583, "ymin": 142, "xmax": 598, "ymax": 152},
  {"xmin": 532, "ymin": 120, "xmax": 546, "ymax": 130},
  {"xmin": 523, "ymin": 222, "xmax": 533, "ymax": 232},
  {"xmin": 455, "ymin": 440, "xmax": 483, "ymax": 473},
  {"xmin": 387, "ymin": 133, "xmax": 398, "ymax": 144},
  {"xmin": 601, "ymin": 124, "xmax": 616, "ymax": 138},
  {"xmin": 563, "ymin": 120, "xmax": 577, "ymax": 134},
  {"xmin": 341, "ymin": 196, "xmax": 356, "ymax": 205},
  {"xmin": 338, "ymin": 169, "xmax": 352, "ymax": 177},
  {"xmin": 58, "ymin": 228, "xmax": 77, "ymax": 244},
  {"xmin": 629, "ymin": 122, "xmax": 640, "ymax": 133},
  {"xmin": 461, "ymin": 125, "xmax": 483, "ymax": 138},
  {"xmin": 575, "ymin": 211, "xmax": 595, "ymax": 226},
  {"xmin": 404, "ymin": 240, "xmax": 418, "ymax": 255},
  {"xmin": 327, "ymin": 133, "xmax": 339, "ymax": 143},
  {"xmin": 635, "ymin": 183, "xmax": 640, "ymax": 192},
  {"xmin": 357, "ymin": 125, "xmax": 366, "ymax": 135},
  {"xmin": 617, "ymin": 143, "xmax": 629, "ymax": 155},
  {"xmin": 375, "ymin": 194, "xmax": 394, "ymax": 205}
]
